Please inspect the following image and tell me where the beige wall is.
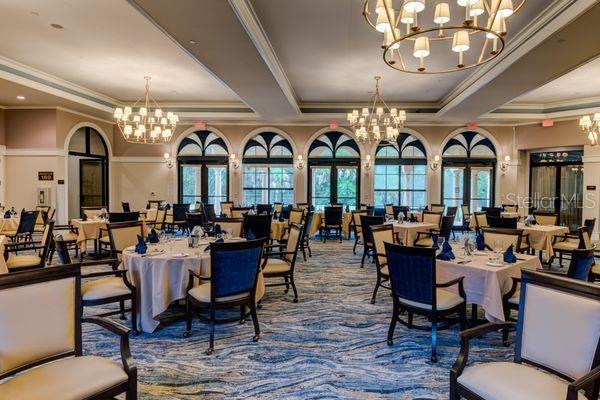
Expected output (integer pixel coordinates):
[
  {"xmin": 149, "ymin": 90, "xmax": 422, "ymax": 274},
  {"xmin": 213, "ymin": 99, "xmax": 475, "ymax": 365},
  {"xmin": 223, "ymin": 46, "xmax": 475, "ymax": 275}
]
[
  {"xmin": 0, "ymin": 109, "xmax": 5, "ymax": 145},
  {"xmin": 514, "ymin": 120, "xmax": 586, "ymax": 150},
  {"xmin": 5, "ymin": 109, "xmax": 56, "ymax": 148}
]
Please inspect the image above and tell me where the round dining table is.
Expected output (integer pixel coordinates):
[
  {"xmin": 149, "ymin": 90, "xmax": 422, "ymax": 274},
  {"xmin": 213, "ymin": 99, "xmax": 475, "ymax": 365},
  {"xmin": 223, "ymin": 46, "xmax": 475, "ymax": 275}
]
[{"xmin": 122, "ymin": 237, "xmax": 265, "ymax": 333}]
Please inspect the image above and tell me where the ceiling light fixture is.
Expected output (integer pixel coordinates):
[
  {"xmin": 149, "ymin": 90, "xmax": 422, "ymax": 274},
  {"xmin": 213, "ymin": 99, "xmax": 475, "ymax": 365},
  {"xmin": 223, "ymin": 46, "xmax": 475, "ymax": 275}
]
[
  {"xmin": 16, "ymin": 96, "xmax": 25, "ymax": 100},
  {"xmin": 113, "ymin": 76, "xmax": 178, "ymax": 144},
  {"xmin": 580, "ymin": 113, "xmax": 600, "ymax": 146},
  {"xmin": 363, "ymin": 0, "xmax": 526, "ymax": 74},
  {"xmin": 347, "ymin": 76, "xmax": 406, "ymax": 144}
]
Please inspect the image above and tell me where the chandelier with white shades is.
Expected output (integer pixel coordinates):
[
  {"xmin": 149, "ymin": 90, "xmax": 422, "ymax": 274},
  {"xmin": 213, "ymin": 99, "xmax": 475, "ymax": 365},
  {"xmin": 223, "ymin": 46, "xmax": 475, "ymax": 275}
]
[
  {"xmin": 363, "ymin": 0, "xmax": 526, "ymax": 74},
  {"xmin": 347, "ymin": 76, "xmax": 406, "ymax": 143},
  {"xmin": 580, "ymin": 114, "xmax": 600, "ymax": 146},
  {"xmin": 113, "ymin": 76, "xmax": 178, "ymax": 144}
]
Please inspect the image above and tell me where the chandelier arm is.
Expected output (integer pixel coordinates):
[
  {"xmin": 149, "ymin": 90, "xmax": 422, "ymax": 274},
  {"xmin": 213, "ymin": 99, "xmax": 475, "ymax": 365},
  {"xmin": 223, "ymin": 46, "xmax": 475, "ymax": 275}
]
[
  {"xmin": 478, "ymin": 38, "xmax": 490, "ymax": 64},
  {"xmin": 488, "ymin": 0, "xmax": 501, "ymax": 29}
]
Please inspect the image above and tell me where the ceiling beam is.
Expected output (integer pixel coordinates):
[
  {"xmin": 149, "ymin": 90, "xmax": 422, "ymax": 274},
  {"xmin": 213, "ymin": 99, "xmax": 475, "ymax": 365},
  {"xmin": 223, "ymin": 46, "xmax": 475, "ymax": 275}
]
[{"xmin": 130, "ymin": 0, "xmax": 300, "ymax": 121}]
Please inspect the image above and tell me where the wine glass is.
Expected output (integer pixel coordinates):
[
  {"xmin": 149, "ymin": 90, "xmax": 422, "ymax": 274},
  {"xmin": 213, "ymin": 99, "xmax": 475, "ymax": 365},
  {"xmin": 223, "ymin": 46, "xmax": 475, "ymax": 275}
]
[
  {"xmin": 493, "ymin": 240, "xmax": 503, "ymax": 263},
  {"xmin": 437, "ymin": 236, "xmax": 445, "ymax": 250}
]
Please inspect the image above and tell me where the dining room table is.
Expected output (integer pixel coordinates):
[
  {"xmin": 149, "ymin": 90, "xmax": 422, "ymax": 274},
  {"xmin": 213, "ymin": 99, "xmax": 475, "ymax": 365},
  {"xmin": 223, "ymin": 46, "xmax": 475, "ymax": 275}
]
[
  {"xmin": 270, "ymin": 219, "xmax": 287, "ymax": 241},
  {"xmin": 517, "ymin": 222, "xmax": 569, "ymax": 259},
  {"xmin": 122, "ymin": 236, "xmax": 265, "ymax": 333},
  {"xmin": 0, "ymin": 216, "xmax": 19, "ymax": 233},
  {"xmin": 437, "ymin": 250, "xmax": 541, "ymax": 322},
  {"xmin": 70, "ymin": 217, "xmax": 109, "ymax": 253},
  {"xmin": 310, "ymin": 211, "xmax": 352, "ymax": 237},
  {"xmin": 391, "ymin": 220, "xmax": 438, "ymax": 246}
]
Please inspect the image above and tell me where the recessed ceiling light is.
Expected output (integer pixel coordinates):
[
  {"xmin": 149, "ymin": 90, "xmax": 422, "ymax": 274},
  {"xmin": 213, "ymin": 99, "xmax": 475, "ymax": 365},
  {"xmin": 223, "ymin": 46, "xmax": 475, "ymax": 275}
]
[
  {"xmin": 189, "ymin": 40, "xmax": 197, "ymax": 45},
  {"xmin": 16, "ymin": 96, "xmax": 26, "ymax": 100},
  {"xmin": 50, "ymin": 23, "xmax": 63, "ymax": 29},
  {"xmin": 31, "ymin": 11, "xmax": 39, "ymax": 16}
]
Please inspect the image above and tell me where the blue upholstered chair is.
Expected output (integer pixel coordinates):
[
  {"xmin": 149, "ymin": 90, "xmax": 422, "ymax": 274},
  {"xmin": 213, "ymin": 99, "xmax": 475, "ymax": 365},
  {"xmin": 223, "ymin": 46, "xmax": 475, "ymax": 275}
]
[
  {"xmin": 451, "ymin": 270, "xmax": 600, "ymax": 400},
  {"xmin": 183, "ymin": 239, "xmax": 265, "ymax": 355},
  {"xmin": 384, "ymin": 243, "xmax": 467, "ymax": 363}
]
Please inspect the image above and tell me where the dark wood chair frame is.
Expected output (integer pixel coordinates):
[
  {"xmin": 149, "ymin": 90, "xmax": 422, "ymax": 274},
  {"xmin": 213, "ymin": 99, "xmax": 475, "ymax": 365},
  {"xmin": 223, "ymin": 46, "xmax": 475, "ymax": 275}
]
[
  {"xmin": 186, "ymin": 212, "xmax": 205, "ymax": 233},
  {"xmin": 320, "ymin": 206, "xmax": 343, "ymax": 243},
  {"xmin": 413, "ymin": 215, "xmax": 454, "ymax": 247},
  {"xmin": 533, "ymin": 210, "xmax": 559, "ymax": 226},
  {"xmin": 550, "ymin": 226, "xmax": 590, "ymax": 267},
  {"xmin": 501, "ymin": 203, "xmax": 519, "ymax": 212},
  {"xmin": 359, "ymin": 215, "xmax": 385, "ymax": 268},
  {"xmin": 183, "ymin": 239, "xmax": 266, "ymax": 355},
  {"xmin": 261, "ymin": 223, "xmax": 304, "ymax": 303},
  {"xmin": 81, "ymin": 206, "xmax": 106, "ymax": 219},
  {"xmin": 350, "ymin": 210, "xmax": 368, "ymax": 252},
  {"xmin": 4, "ymin": 221, "xmax": 54, "ymax": 272},
  {"xmin": 452, "ymin": 270, "xmax": 600, "ymax": 400},
  {"xmin": 481, "ymin": 227, "xmax": 530, "ymax": 253},
  {"xmin": 9, "ymin": 209, "xmax": 39, "ymax": 243},
  {"xmin": 0, "ymin": 265, "xmax": 137, "ymax": 399},
  {"xmin": 370, "ymin": 224, "xmax": 394, "ymax": 304},
  {"xmin": 460, "ymin": 204, "xmax": 471, "ymax": 234},
  {"xmin": 48, "ymin": 221, "xmax": 80, "ymax": 263},
  {"xmin": 385, "ymin": 244, "xmax": 467, "ymax": 363},
  {"xmin": 300, "ymin": 211, "xmax": 314, "ymax": 261}
]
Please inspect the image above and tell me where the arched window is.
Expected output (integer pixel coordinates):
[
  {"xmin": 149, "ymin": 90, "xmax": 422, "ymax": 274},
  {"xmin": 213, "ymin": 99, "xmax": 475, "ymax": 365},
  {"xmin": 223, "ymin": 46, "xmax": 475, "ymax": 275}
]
[
  {"xmin": 242, "ymin": 132, "xmax": 294, "ymax": 205},
  {"xmin": 374, "ymin": 133, "xmax": 427, "ymax": 209},
  {"xmin": 308, "ymin": 131, "xmax": 361, "ymax": 210},
  {"xmin": 441, "ymin": 131, "xmax": 497, "ymax": 222},
  {"xmin": 177, "ymin": 130, "xmax": 229, "ymax": 212}
]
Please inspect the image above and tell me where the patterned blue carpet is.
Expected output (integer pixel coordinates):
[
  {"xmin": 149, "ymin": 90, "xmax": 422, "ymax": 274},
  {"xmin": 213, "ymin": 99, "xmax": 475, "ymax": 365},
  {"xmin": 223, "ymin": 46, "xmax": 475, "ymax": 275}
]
[{"xmin": 82, "ymin": 238, "xmax": 513, "ymax": 399}]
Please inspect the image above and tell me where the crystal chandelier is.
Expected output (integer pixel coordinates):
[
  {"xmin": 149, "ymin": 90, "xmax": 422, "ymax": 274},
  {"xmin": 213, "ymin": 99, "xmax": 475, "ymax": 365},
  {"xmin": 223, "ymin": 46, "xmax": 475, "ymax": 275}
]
[
  {"xmin": 580, "ymin": 113, "xmax": 600, "ymax": 146},
  {"xmin": 347, "ymin": 76, "xmax": 406, "ymax": 143},
  {"xmin": 363, "ymin": 0, "xmax": 526, "ymax": 74},
  {"xmin": 113, "ymin": 76, "xmax": 178, "ymax": 144}
]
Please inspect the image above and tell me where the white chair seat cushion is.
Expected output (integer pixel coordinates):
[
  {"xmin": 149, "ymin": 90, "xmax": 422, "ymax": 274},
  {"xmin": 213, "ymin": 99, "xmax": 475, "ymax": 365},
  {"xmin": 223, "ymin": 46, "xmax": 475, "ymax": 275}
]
[
  {"xmin": 414, "ymin": 237, "xmax": 434, "ymax": 247},
  {"xmin": 457, "ymin": 362, "xmax": 585, "ymax": 400},
  {"xmin": 6, "ymin": 255, "xmax": 41, "ymax": 270},
  {"xmin": 57, "ymin": 232, "xmax": 78, "ymax": 242},
  {"xmin": 552, "ymin": 241, "xmax": 578, "ymax": 251},
  {"xmin": 0, "ymin": 355, "xmax": 128, "ymax": 400},
  {"xmin": 82, "ymin": 277, "xmax": 131, "ymax": 301},
  {"xmin": 98, "ymin": 235, "xmax": 110, "ymax": 244},
  {"xmin": 263, "ymin": 258, "xmax": 291, "ymax": 274},
  {"xmin": 508, "ymin": 290, "xmax": 520, "ymax": 305},
  {"xmin": 398, "ymin": 289, "xmax": 464, "ymax": 311},
  {"xmin": 189, "ymin": 283, "xmax": 249, "ymax": 303}
]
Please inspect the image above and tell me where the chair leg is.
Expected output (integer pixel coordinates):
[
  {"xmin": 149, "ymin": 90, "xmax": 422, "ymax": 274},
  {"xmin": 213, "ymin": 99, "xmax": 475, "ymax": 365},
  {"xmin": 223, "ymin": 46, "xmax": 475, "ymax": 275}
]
[
  {"xmin": 460, "ymin": 304, "xmax": 467, "ymax": 331},
  {"xmin": 407, "ymin": 311, "xmax": 414, "ymax": 328},
  {"xmin": 284, "ymin": 276, "xmax": 290, "ymax": 294},
  {"xmin": 239, "ymin": 305, "xmax": 246, "ymax": 324},
  {"xmin": 387, "ymin": 301, "xmax": 399, "ymax": 346},
  {"xmin": 131, "ymin": 295, "xmax": 139, "ymax": 336},
  {"xmin": 371, "ymin": 276, "xmax": 380, "ymax": 304},
  {"xmin": 559, "ymin": 251, "xmax": 563, "ymax": 267},
  {"xmin": 353, "ymin": 236, "xmax": 359, "ymax": 254},
  {"xmin": 431, "ymin": 315, "xmax": 438, "ymax": 363},
  {"xmin": 290, "ymin": 275, "xmax": 298, "ymax": 303},
  {"xmin": 183, "ymin": 297, "xmax": 193, "ymax": 338},
  {"xmin": 249, "ymin": 303, "xmax": 260, "ymax": 342},
  {"xmin": 206, "ymin": 308, "xmax": 216, "ymax": 355},
  {"xmin": 119, "ymin": 300, "xmax": 126, "ymax": 320},
  {"xmin": 302, "ymin": 244, "xmax": 307, "ymax": 261},
  {"xmin": 360, "ymin": 247, "xmax": 368, "ymax": 268}
]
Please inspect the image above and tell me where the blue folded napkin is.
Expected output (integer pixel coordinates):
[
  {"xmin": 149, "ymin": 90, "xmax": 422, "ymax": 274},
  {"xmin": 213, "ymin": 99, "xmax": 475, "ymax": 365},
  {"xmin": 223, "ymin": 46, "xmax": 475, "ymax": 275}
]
[
  {"xmin": 476, "ymin": 233, "xmax": 486, "ymax": 251},
  {"xmin": 431, "ymin": 233, "xmax": 439, "ymax": 249},
  {"xmin": 204, "ymin": 237, "xmax": 224, "ymax": 252},
  {"xmin": 164, "ymin": 204, "xmax": 171, "ymax": 211},
  {"xmin": 214, "ymin": 224, "xmax": 222, "ymax": 235},
  {"xmin": 246, "ymin": 230, "xmax": 255, "ymax": 240},
  {"xmin": 278, "ymin": 213, "xmax": 285, "ymax": 222},
  {"xmin": 148, "ymin": 229, "xmax": 159, "ymax": 244},
  {"xmin": 3, "ymin": 211, "xmax": 11, "ymax": 219},
  {"xmin": 273, "ymin": 211, "xmax": 278, "ymax": 220},
  {"xmin": 437, "ymin": 241, "xmax": 455, "ymax": 260},
  {"xmin": 135, "ymin": 234, "xmax": 147, "ymax": 254},
  {"xmin": 503, "ymin": 244, "xmax": 517, "ymax": 263}
]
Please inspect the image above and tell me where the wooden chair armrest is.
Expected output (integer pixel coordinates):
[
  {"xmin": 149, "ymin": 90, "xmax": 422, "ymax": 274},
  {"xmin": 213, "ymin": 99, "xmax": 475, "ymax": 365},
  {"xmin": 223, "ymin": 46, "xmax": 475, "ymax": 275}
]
[
  {"xmin": 568, "ymin": 365, "xmax": 600, "ymax": 398},
  {"xmin": 81, "ymin": 316, "xmax": 136, "ymax": 376},
  {"xmin": 82, "ymin": 270, "xmax": 128, "ymax": 279},
  {"xmin": 503, "ymin": 277, "xmax": 521, "ymax": 301},
  {"xmin": 436, "ymin": 276, "xmax": 464, "ymax": 288},
  {"xmin": 263, "ymin": 251, "xmax": 294, "ymax": 258}
]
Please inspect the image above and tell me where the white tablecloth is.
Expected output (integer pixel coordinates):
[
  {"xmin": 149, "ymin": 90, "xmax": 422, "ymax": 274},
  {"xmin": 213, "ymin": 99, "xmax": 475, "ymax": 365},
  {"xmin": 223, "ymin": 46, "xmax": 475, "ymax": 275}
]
[
  {"xmin": 71, "ymin": 218, "xmax": 108, "ymax": 252},
  {"xmin": 123, "ymin": 238, "xmax": 265, "ymax": 333},
  {"xmin": 517, "ymin": 223, "xmax": 569, "ymax": 258},
  {"xmin": 437, "ymin": 252, "xmax": 541, "ymax": 322},
  {"xmin": 392, "ymin": 221, "xmax": 438, "ymax": 246}
]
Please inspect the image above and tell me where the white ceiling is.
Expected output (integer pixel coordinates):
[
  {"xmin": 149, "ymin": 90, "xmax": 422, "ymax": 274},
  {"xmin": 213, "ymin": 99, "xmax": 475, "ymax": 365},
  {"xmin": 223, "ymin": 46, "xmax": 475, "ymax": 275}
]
[
  {"xmin": 0, "ymin": 0, "xmax": 240, "ymax": 102},
  {"xmin": 514, "ymin": 55, "xmax": 600, "ymax": 104}
]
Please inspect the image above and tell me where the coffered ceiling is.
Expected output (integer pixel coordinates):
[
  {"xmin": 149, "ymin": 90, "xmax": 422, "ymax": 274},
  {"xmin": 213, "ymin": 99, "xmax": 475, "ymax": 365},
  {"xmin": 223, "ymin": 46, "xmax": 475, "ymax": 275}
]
[{"xmin": 0, "ymin": 0, "xmax": 599, "ymax": 125}]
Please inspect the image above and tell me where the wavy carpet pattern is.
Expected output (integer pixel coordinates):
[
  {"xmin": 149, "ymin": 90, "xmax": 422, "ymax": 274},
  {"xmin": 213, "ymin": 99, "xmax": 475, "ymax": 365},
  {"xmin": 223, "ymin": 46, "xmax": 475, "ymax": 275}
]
[{"xmin": 82, "ymin": 239, "xmax": 513, "ymax": 399}]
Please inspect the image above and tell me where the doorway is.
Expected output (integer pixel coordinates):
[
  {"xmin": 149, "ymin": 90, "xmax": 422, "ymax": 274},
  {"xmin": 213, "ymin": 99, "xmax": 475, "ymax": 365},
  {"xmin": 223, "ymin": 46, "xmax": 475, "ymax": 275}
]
[
  {"xmin": 308, "ymin": 162, "xmax": 360, "ymax": 211},
  {"xmin": 442, "ymin": 162, "xmax": 494, "ymax": 225},
  {"xmin": 179, "ymin": 161, "xmax": 228, "ymax": 214}
]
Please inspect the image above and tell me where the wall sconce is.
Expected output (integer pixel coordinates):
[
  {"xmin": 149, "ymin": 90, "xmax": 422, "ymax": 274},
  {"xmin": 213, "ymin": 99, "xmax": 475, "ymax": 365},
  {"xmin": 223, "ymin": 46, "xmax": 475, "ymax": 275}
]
[
  {"xmin": 430, "ymin": 155, "xmax": 440, "ymax": 171},
  {"xmin": 230, "ymin": 153, "xmax": 240, "ymax": 170},
  {"xmin": 364, "ymin": 155, "xmax": 373, "ymax": 171},
  {"xmin": 296, "ymin": 155, "xmax": 305, "ymax": 170},
  {"xmin": 500, "ymin": 155, "xmax": 511, "ymax": 174},
  {"xmin": 163, "ymin": 152, "xmax": 174, "ymax": 169}
]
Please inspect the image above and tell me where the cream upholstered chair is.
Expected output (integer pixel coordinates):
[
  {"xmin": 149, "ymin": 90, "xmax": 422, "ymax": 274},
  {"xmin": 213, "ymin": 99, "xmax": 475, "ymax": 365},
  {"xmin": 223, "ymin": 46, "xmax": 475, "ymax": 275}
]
[
  {"xmin": 482, "ymin": 228, "xmax": 530, "ymax": 253},
  {"xmin": 296, "ymin": 202, "xmax": 309, "ymax": 211},
  {"xmin": 33, "ymin": 206, "xmax": 53, "ymax": 233},
  {"xmin": 551, "ymin": 226, "xmax": 591, "ymax": 266},
  {"xmin": 430, "ymin": 204, "xmax": 445, "ymax": 214},
  {"xmin": 452, "ymin": 270, "xmax": 600, "ymax": 400},
  {"xmin": 370, "ymin": 224, "xmax": 395, "ymax": 304},
  {"xmin": 147, "ymin": 208, "xmax": 167, "ymax": 231},
  {"xmin": 4, "ymin": 221, "xmax": 54, "ymax": 272},
  {"xmin": 350, "ymin": 210, "xmax": 368, "ymax": 254},
  {"xmin": 533, "ymin": 211, "xmax": 559, "ymax": 226},
  {"xmin": 231, "ymin": 207, "xmax": 251, "ymax": 219},
  {"xmin": 0, "ymin": 265, "xmax": 137, "ymax": 399},
  {"xmin": 502, "ymin": 204, "xmax": 519, "ymax": 213},
  {"xmin": 220, "ymin": 201, "xmax": 234, "ymax": 217},
  {"xmin": 262, "ymin": 223, "xmax": 304, "ymax": 302},
  {"xmin": 281, "ymin": 209, "xmax": 304, "ymax": 242},
  {"xmin": 473, "ymin": 211, "xmax": 488, "ymax": 232},
  {"xmin": 273, "ymin": 202, "xmax": 283, "ymax": 214},
  {"xmin": 422, "ymin": 211, "xmax": 443, "ymax": 229},
  {"xmin": 107, "ymin": 221, "xmax": 144, "ymax": 260},
  {"xmin": 213, "ymin": 218, "xmax": 243, "ymax": 237},
  {"xmin": 384, "ymin": 204, "xmax": 395, "ymax": 219},
  {"xmin": 81, "ymin": 206, "xmax": 105, "ymax": 219},
  {"xmin": 461, "ymin": 204, "xmax": 471, "ymax": 233}
]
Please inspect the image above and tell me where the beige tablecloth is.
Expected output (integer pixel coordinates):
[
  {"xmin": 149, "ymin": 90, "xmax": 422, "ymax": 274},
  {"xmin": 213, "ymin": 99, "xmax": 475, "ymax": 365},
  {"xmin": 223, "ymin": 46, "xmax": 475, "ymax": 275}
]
[
  {"xmin": 437, "ymin": 252, "xmax": 541, "ymax": 322},
  {"xmin": 271, "ymin": 220, "xmax": 287, "ymax": 240},
  {"xmin": 392, "ymin": 221, "xmax": 438, "ymax": 246},
  {"xmin": 123, "ymin": 238, "xmax": 264, "ymax": 333},
  {"xmin": 311, "ymin": 212, "xmax": 352, "ymax": 237},
  {"xmin": 517, "ymin": 223, "xmax": 569, "ymax": 258},
  {"xmin": 71, "ymin": 219, "xmax": 108, "ymax": 252},
  {"xmin": 0, "ymin": 217, "xmax": 19, "ymax": 233},
  {"xmin": 0, "ymin": 236, "xmax": 8, "ymax": 274},
  {"xmin": 501, "ymin": 212, "xmax": 520, "ymax": 219}
]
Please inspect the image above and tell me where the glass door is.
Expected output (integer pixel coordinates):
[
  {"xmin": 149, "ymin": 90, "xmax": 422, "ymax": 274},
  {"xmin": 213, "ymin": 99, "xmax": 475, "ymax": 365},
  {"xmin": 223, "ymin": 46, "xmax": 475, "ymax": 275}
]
[
  {"xmin": 336, "ymin": 166, "xmax": 358, "ymax": 210},
  {"xmin": 530, "ymin": 165, "xmax": 558, "ymax": 212},
  {"xmin": 80, "ymin": 159, "xmax": 106, "ymax": 207},
  {"xmin": 443, "ymin": 166, "xmax": 465, "ymax": 225},
  {"xmin": 311, "ymin": 166, "xmax": 331, "ymax": 211},
  {"xmin": 181, "ymin": 165, "xmax": 202, "ymax": 205},
  {"xmin": 207, "ymin": 165, "xmax": 228, "ymax": 214},
  {"xmin": 179, "ymin": 163, "xmax": 228, "ymax": 214},
  {"xmin": 470, "ymin": 166, "xmax": 493, "ymax": 213}
]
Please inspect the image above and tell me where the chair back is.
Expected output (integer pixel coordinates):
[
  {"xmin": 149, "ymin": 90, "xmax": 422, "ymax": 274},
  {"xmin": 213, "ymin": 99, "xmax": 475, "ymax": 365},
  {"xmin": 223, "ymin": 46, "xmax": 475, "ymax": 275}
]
[
  {"xmin": 365, "ymin": 206, "xmax": 375, "ymax": 216},
  {"xmin": 567, "ymin": 247, "xmax": 596, "ymax": 281},
  {"xmin": 430, "ymin": 204, "xmax": 445, "ymax": 213},
  {"xmin": 385, "ymin": 243, "xmax": 437, "ymax": 307},
  {"xmin": 296, "ymin": 203, "xmax": 309, "ymax": 211},
  {"xmin": 324, "ymin": 206, "xmax": 343, "ymax": 226},
  {"xmin": 231, "ymin": 207, "xmax": 252, "ymax": 219},
  {"xmin": 107, "ymin": 221, "xmax": 144, "ymax": 257},
  {"xmin": 210, "ymin": 239, "xmax": 264, "ymax": 300},
  {"xmin": 81, "ymin": 206, "xmax": 105, "ymax": 219},
  {"xmin": 516, "ymin": 270, "xmax": 600, "ymax": 382},
  {"xmin": 213, "ymin": 218, "xmax": 243, "ymax": 237},
  {"xmin": 487, "ymin": 216, "xmax": 518, "ymax": 229},
  {"xmin": 0, "ymin": 265, "xmax": 81, "ymax": 380},
  {"xmin": 108, "ymin": 211, "xmax": 140, "ymax": 223},
  {"xmin": 482, "ymin": 206, "xmax": 502, "ymax": 217},
  {"xmin": 147, "ymin": 200, "xmax": 164, "ymax": 209},
  {"xmin": 54, "ymin": 236, "xmax": 72, "ymax": 264},
  {"xmin": 351, "ymin": 210, "xmax": 368, "ymax": 235},
  {"xmin": 473, "ymin": 211, "xmax": 488, "ymax": 229},
  {"xmin": 502, "ymin": 204, "xmax": 518, "ymax": 213},
  {"xmin": 302, "ymin": 212, "xmax": 314, "ymax": 241},
  {"xmin": 220, "ymin": 201, "xmax": 234, "ymax": 217},
  {"xmin": 396, "ymin": 206, "xmax": 410, "ymax": 220},
  {"xmin": 284, "ymin": 223, "xmax": 304, "ymax": 264},
  {"xmin": 172, "ymin": 204, "xmax": 190, "ymax": 222},
  {"xmin": 384, "ymin": 204, "xmax": 394, "ymax": 217},
  {"xmin": 533, "ymin": 211, "xmax": 559, "ymax": 226},
  {"xmin": 422, "ymin": 211, "xmax": 443, "ymax": 228},
  {"xmin": 256, "ymin": 204, "xmax": 272, "ymax": 215},
  {"xmin": 482, "ymin": 228, "xmax": 524, "ymax": 252},
  {"xmin": 281, "ymin": 205, "xmax": 292, "ymax": 220},
  {"xmin": 273, "ymin": 202, "xmax": 283, "ymax": 214},
  {"xmin": 445, "ymin": 206, "xmax": 458, "ymax": 218},
  {"xmin": 584, "ymin": 218, "xmax": 596, "ymax": 238},
  {"xmin": 243, "ymin": 214, "xmax": 272, "ymax": 239},
  {"xmin": 186, "ymin": 212, "xmax": 204, "ymax": 232},
  {"xmin": 35, "ymin": 206, "xmax": 50, "ymax": 225},
  {"xmin": 203, "ymin": 204, "xmax": 217, "ymax": 223},
  {"xmin": 121, "ymin": 202, "xmax": 131, "ymax": 212},
  {"xmin": 461, "ymin": 204, "xmax": 470, "ymax": 221},
  {"xmin": 580, "ymin": 226, "xmax": 593, "ymax": 249},
  {"xmin": 17, "ymin": 210, "xmax": 39, "ymax": 235},
  {"xmin": 439, "ymin": 216, "xmax": 454, "ymax": 242},
  {"xmin": 39, "ymin": 221, "xmax": 55, "ymax": 261},
  {"xmin": 360, "ymin": 215, "xmax": 385, "ymax": 246},
  {"xmin": 154, "ymin": 208, "xmax": 166, "ymax": 230},
  {"xmin": 289, "ymin": 209, "xmax": 304, "ymax": 225},
  {"xmin": 371, "ymin": 224, "xmax": 395, "ymax": 266}
]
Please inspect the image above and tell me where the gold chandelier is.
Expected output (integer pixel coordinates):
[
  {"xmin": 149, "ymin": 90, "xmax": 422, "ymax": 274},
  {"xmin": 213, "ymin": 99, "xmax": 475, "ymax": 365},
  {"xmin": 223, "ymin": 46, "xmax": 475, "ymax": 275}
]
[
  {"xmin": 347, "ymin": 76, "xmax": 406, "ymax": 143},
  {"xmin": 113, "ymin": 76, "xmax": 178, "ymax": 144},
  {"xmin": 580, "ymin": 113, "xmax": 600, "ymax": 146},
  {"xmin": 363, "ymin": 0, "xmax": 526, "ymax": 74}
]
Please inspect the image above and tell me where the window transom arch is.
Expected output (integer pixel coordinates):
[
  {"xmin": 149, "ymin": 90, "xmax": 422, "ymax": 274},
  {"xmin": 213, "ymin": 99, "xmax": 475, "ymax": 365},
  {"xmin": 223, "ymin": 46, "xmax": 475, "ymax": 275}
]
[
  {"xmin": 308, "ymin": 131, "xmax": 360, "ymax": 159},
  {"xmin": 442, "ymin": 131, "xmax": 496, "ymax": 159},
  {"xmin": 177, "ymin": 130, "xmax": 229, "ymax": 157},
  {"xmin": 243, "ymin": 132, "xmax": 293, "ymax": 160},
  {"xmin": 376, "ymin": 132, "xmax": 427, "ymax": 159}
]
